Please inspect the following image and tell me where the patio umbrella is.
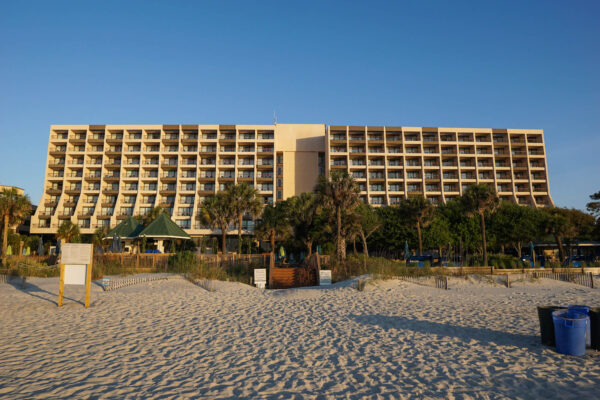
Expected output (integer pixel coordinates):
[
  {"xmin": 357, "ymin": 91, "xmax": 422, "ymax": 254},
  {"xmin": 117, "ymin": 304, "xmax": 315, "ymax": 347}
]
[
  {"xmin": 316, "ymin": 245, "xmax": 321, "ymax": 255},
  {"xmin": 6, "ymin": 245, "xmax": 12, "ymax": 256},
  {"xmin": 37, "ymin": 238, "xmax": 44, "ymax": 256},
  {"xmin": 25, "ymin": 247, "xmax": 30, "ymax": 256},
  {"xmin": 529, "ymin": 242, "xmax": 535, "ymax": 265},
  {"xmin": 110, "ymin": 234, "xmax": 119, "ymax": 253},
  {"xmin": 56, "ymin": 239, "xmax": 61, "ymax": 255},
  {"xmin": 118, "ymin": 237, "xmax": 123, "ymax": 253},
  {"xmin": 404, "ymin": 241, "xmax": 410, "ymax": 261}
]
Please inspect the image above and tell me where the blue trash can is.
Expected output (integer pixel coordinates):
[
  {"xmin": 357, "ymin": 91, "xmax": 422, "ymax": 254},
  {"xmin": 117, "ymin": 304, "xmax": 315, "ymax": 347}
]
[
  {"xmin": 552, "ymin": 310, "xmax": 588, "ymax": 356},
  {"xmin": 568, "ymin": 305, "xmax": 591, "ymax": 347}
]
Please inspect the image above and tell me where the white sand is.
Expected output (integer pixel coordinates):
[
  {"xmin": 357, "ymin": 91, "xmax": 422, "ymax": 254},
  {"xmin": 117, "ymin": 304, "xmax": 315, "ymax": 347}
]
[{"xmin": 1, "ymin": 275, "xmax": 599, "ymax": 399}]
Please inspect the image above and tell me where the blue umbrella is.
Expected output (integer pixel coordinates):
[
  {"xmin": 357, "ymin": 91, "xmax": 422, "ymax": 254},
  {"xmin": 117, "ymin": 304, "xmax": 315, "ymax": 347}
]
[
  {"xmin": 37, "ymin": 238, "xmax": 44, "ymax": 256},
  {"xmin": 529, "ymin": 242, "xmax": 535, "ymax": 266},
  {"xmin": 316, "ymin": 245, "xmax": 322, "ymax": 255},
  {"xmin": 404, "ymin": 241, "xmax": 410, "ymax": 261}
]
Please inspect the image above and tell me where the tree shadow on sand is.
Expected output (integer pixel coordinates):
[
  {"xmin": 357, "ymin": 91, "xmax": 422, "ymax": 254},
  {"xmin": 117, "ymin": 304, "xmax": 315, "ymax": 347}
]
[
  {"xmin": 7, "ymin": 278, "xmax": 82, "ymax": 306},
  {"xmin": 350, "ymin": 314, "xmax": 540, "ymax": 348}
]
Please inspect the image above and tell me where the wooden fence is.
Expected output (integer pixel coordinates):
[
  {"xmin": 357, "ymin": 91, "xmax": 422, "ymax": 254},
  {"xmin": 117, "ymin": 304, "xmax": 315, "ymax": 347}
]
[
  {"xmin": 271, "ymin": 267, "xmax": 318, "ymax": 289},
  {"xmin": 529, "ymin": 271, "xmax": 595, "ymax": 289},
  {"xmin": 101, "ymin": 274, "xmax": 183, "ymax": 291},
  {"xmin": 395, "ymin": 275, "xmax": 448, "ymax": 290},
  {"xmin": 93, "ymin": 253, "xmax": 269, "ymax": 271},
  {"xmin": 429, "ymin": 266, "xmax": 600, "ymax": 276}
]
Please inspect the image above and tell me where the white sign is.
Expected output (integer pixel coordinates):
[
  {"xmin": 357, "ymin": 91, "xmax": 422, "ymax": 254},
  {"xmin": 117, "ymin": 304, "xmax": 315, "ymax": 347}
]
[
  {"xmin": 64, "ymin": 265, "xmax": 87, "ymax": 285},
  {"xmin": 320, "ymin": 270, "xmax": 332, "ymax": 285},
  {"xmin": 61, "ymin": 243, "xmax": 92, "ymax": 265},
  {"xmin": 254, "ymin": 268, "xmax": 267, "ymax": 287}
]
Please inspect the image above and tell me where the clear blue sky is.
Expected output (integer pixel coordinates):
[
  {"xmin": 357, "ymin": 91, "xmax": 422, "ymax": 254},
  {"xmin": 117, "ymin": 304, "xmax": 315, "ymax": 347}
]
[{"xmin": 1, "ymin": 0, "xmax": 598, "ymax": 210}]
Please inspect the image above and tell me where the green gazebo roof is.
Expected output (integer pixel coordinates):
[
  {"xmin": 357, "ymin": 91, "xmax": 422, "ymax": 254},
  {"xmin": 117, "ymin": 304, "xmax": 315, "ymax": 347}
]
[
  {"xmin": 137, "ymin": 213, "xmax": 191, "ymax": 240},
  {"xmin": 105, "ymin": 216, "xmax": 144, "ymax": 239}
]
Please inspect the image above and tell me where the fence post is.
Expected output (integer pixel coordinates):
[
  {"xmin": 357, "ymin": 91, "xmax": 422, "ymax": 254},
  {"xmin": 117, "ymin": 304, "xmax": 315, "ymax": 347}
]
[{"xmin": 589, "ymin": 272, "xmax": 594, "ymax": 289}]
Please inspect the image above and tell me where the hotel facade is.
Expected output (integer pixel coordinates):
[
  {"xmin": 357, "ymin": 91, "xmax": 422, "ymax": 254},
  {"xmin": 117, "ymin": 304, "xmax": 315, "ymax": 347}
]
[{"xmin": 31, "ymin": 124, "xmax": 552, "ymax": 236}]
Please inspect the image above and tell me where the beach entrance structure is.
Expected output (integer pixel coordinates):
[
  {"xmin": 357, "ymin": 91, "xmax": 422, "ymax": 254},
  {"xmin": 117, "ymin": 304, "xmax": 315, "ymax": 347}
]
[
  {"xmin": 137, "ymin": 213, "xmax": 191, "ymax": 252},
  {"xmin": 58, "ymin": 243, "xmax": 93, "ymax": 308},
  {"xmin": 270, "ymin": 252, "xmax": 321, "ymax": 289}
]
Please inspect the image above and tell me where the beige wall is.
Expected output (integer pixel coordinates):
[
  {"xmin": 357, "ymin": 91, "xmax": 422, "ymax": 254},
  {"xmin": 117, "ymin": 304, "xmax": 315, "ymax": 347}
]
[{"xmin": 276, "ymin": 124, "xmax": 325, "ymax": 199}]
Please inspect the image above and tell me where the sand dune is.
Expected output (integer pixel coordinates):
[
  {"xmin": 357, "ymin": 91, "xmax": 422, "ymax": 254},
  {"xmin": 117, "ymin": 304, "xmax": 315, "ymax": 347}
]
[{"xmin": 1, "ymin": 275, "xmax": 598, "ymax": 399}]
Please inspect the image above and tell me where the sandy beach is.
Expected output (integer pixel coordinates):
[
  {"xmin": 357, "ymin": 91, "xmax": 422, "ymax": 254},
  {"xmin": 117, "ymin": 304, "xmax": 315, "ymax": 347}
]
[{"xmin": 1, "ymin": 275, "xmax": 599, "ymax": 399}]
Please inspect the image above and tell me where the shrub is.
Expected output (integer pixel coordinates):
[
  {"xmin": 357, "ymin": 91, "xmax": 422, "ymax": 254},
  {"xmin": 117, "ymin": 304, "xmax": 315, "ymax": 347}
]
[
  {"xmin": 331, "ymin": 254, "xmax": 441, "ymax": 282},
  {"xmin": 167, "ymin": 251, "xmax": 198, "ymax": 273},
  {"xmin": 93, "ymin": 258, "xmax": 125, "ymax": 279}
]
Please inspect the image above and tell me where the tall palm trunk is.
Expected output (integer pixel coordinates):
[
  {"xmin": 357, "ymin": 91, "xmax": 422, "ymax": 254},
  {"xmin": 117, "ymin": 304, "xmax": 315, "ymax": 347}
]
[
  {"xmin": 220, "ymin": 223, "xmax": 227, "ymax": 254},
  {"xmin": 416, "ymin": 221, "xmax": 423, "ymax": 256},
  {"xmin": 479, "ymin": 212, "xmax": 488, "ymax": 267},
  {"xmin": 270, "ymin": 232, "xmax": 275, "ymax": 255},
  {"xmin": 238, "ymin": 214, "xmax": 243, "ymax": 254},
  {"xmin": 2, "ymin": 215, "xmax": 8, "ymax": 265},
  {"xmin": 555, "ymin": 235, "xmax": 565, "ymax": 263},
  {"xmin": 336, "ymin": 205, "xmax": 343, "ymax": 262}
]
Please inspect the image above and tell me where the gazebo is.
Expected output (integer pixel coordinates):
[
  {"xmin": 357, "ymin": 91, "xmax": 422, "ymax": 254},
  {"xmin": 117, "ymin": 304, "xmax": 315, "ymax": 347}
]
[
  {"xmin": 105, "ymin": 216, "xmax": 144, "ymax": 240},
  {"xmin": 137, "ymin": 213, "xmax": 191, "ymax": 253}
]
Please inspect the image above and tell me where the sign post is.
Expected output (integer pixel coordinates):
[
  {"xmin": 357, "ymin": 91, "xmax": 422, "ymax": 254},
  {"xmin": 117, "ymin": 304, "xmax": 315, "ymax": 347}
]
[
  {"xmin": 254, "ymin": 268, "xmax": 267, "ymax": 289},
  {"xmin": 58, "ymin": 243, "xmax": 93, "ymax": 308}
]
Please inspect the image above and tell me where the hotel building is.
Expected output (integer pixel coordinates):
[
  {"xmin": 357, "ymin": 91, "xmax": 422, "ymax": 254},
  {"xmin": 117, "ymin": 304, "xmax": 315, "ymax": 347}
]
[{"xmin": 31, "ymin": 124, "xmax": 552, "ymax": 236}]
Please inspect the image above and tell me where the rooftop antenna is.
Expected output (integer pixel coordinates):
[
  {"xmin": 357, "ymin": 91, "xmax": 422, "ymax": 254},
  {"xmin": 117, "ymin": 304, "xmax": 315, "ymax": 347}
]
[{"xmin": 273, "ymin": 111, "xmax": 277, "ymax": 125}]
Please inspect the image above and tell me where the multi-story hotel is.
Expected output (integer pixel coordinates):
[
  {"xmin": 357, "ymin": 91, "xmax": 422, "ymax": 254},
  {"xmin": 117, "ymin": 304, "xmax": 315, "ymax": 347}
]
[{"xmin": 31, "ymin": 124, "xmax": 552, "ymax": 236}]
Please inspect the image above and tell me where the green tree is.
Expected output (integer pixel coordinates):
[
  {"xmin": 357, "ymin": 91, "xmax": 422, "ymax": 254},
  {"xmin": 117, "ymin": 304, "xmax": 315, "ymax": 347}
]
[
  {"xmin": 56, "ymin": 220, "xmax": 81, "ymax": 243},
  {"xmin": 461, "ymin": 184, "xmax": 499, "ymax": 266},
  {"xmin": 542, "ymin": 207, "xmax": 573, "ymax": 262},
  {"xmin": 586, "ymin": 190, "xmax": 600, "ymax": 219},
  {"xmin": 369, "ymin": 204, "xmax": 417, "ymax": 256},
  {"xmin": 0, "ymin": 188, "xmax": 32, "ymax": 264},
  {"xmin": 315, "ymin": 170, "xmax": 360, "ymax": 262},
  {"xmin": 283, "ymin": 192, "xmax": 323, "ymax": 256},
  {"xmin": 406, "ymin": 196, "xmax": 435, "ymax": 256},
  {"xmin": 254, "ymin": 204, "xmax": 290, "ymax": 254},
  {"xmin": 198, "ymin": 193, "xmax": 234, "ymax": 254},
  {"xmin": 423, "ymin": 213, "xmax": 453, "ymax": 260},
  {"xmin": 489, "ymin": 201, "xmax": 544, "ymax": 258},
  {"xmin": 226, "ymin": 183, "xmax": 262, "ymax": 254},
  {"xmin": 353, "ymin": 202, "xmax": 380, "ymax": 257}
]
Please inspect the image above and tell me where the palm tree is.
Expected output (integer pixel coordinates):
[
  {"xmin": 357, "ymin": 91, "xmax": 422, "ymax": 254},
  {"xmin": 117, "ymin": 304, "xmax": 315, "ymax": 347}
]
[
  {"xmin": 198, "ymin": 193, "xmax": 234, "ymax": 254},
  {"xmin": 226, "ymin": 183, "xmax": 262, "ymax": 254},
  {"xmin": 92, "ymin": 226, "xmax": 109, "ymax": 248},
  {"xmin": 56, "ymin": 220, "xmax": 81, "ymax": 243},
  {"xmin": 406, "ymin": 196, "xmax": 435, "ymax": 256},
  {"xmin": 254, "ymin": 204, "xmax": 290, "ymax": 254},
  {"xmin": 315, "ymin": 170, "xmax": 360, "ymax": 262},
  {"xmin": 0, "ymin": 188, "xmax": 32, "ymax": 264},
  {"xmin": 461, "ymin": 184, "xmax": 499, "ymax": 267},
  {"xmin": 134, "ymin": 206, "xmax": 164, "ymax": 226},
  {"xmin": 284, "ymin": 192, "xmax": 322, "ymax": 255}
]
